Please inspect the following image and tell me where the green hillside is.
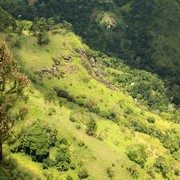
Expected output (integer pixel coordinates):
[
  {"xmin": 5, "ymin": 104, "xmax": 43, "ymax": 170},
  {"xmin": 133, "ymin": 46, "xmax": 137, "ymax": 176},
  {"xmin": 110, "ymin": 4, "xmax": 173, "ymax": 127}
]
[
  {"xmin": 0, "ymin": 2, "xmax": 180, "ymax": 180},
  {"xmin": 0, "ymin": 25, "xmax": 179, "ymax": 179}
]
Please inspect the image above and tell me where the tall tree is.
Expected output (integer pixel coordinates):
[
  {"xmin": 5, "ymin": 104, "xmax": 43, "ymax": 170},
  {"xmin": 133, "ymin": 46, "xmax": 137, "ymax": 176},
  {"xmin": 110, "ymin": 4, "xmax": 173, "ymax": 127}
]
[{"xmin": 0, "ymin": 41, "xmax": 28, "ymax": 160}]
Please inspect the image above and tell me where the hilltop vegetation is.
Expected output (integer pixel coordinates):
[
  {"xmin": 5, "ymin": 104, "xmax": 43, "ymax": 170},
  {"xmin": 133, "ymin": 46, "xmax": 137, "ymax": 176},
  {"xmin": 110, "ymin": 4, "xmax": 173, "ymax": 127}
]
[{"xmin": 0, "ymin": 2, "xmax": 180, "ymax": 180}]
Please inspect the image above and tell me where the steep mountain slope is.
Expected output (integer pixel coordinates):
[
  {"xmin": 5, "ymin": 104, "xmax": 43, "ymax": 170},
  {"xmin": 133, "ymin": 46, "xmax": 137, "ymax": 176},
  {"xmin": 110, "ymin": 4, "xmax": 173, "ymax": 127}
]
[{"xmin": 0, "ymin": 27, "xmax": 179, "ymax": 179}]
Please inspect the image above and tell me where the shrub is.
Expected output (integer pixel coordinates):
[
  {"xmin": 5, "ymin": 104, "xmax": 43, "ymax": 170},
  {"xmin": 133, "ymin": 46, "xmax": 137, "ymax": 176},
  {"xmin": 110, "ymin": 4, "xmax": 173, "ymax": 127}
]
[
  {"xmin": 69, "ymin": 117, "xmax": 77, "ymax": 123},
  {"xmin": 44, "ymin": 89, "xmax": 57, "ymax": 103},
  {"xmin": 66, "ymin": 175, "xmax": 73, "ymax": 180},
  {"xmin": 11, "ymin": 121, "xmax": 57, "ymax": 162},
  {"xmin": 127, "ymin": 144, "xmax": 147, "ymax": 168},
  {"xmin": 86, "ymin": 119, "xmax": 97, "ymax": 136},
  {"xmin": 54, "ymin": 87, "xmax": 73, "ymax": 102},
  {"xmin": 78, "ymin": 168, "xmax": 89, "ymax": 179},
  {"xmin": 78, "ymin": 140, "xmax": 85, "ymax": 147},
  {"xmin": 70, "ymin": 162, "xmax": 76, "ymax": 170},
  {"xmin": 102, "ymin": 109, "xmax": 117, "ymax": 122},
  {"xmin": 37, "ymin": 31, "xmax": 49, "ymax": 45},
  {"xmin": 174, "ymin": 169, "xmax": 180, "ymax": 176},
  {"xmin": 52, "ymin": 57, "xmax": 61, "ymax": 65},
  {"xmin": 154, "ymin": 156, "xmax": 169, "ymax": 178},
  {"xmin": 57, "ymin": 162, "xmax": 69, "ymax": 171},
  {"xmin": 43, "ymin": 158, "xmax": 55, "ymax": 168},
  {"xmin": 55, "ymin": 143, "xmax": 71, "ymax": 171},
  {"xmin": 147, "ymin": 116, "xmax": 155, "ymax": 123}
]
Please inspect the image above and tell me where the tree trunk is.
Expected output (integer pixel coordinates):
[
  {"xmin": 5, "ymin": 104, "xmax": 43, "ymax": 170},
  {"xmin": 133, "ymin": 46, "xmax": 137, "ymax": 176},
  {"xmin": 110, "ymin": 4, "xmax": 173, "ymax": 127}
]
[{"xmin": 0, "ymin": 136, "xmax": 2, "ymax": 161}]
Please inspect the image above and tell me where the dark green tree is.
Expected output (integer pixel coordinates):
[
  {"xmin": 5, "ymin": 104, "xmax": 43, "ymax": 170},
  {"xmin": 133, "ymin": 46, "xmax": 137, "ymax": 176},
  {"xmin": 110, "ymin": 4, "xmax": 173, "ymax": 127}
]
[{"xmin": 30, "ymin": 17, "xmax": 51, "ymax": 45}]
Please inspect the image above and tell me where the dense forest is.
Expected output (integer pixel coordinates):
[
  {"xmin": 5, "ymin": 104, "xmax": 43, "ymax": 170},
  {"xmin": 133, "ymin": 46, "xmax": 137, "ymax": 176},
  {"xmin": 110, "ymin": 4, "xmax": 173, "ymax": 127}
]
[{"xmin": 0, "ymin": 0, "xmax": 180, "ymax": 179}]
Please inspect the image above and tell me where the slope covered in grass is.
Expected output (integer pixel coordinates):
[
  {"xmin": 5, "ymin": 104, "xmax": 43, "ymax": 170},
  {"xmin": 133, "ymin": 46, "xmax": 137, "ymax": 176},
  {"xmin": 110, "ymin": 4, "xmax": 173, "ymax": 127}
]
[{"xmin": 0, "ymin": 27, "xmax": 179, "ymax": 179}]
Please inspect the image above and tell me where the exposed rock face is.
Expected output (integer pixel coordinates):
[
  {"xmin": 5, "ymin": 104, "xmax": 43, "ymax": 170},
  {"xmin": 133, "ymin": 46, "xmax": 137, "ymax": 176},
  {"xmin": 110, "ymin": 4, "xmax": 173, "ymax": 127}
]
[
  {"xmin": 35, "ymin": 67, "xmax": 59, "ymax": 77},
  {"xmin": 75, "ymin": 48, "xmax": 86, "ymax": 55}
]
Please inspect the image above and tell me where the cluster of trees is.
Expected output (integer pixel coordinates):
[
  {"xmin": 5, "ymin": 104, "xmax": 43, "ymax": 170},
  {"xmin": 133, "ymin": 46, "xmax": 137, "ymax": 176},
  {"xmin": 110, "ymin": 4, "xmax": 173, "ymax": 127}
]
[
  {"xmin": 128, "ymin": 119, "xmax": 180, "ymax": 159},
  {"xmin": 103, "ymin": 58, "xmax": 170, "ymax": 111},
  {"xmin": 30, "ymin": 17, "xmax": 55, "ymax": 45},
  {"xmin": 11, "ymin": 120, "xmax": 74, "ymax": 172},
  {"xmin": 11, "ymin": 120, "xmax": 57, "ymax": 162}
]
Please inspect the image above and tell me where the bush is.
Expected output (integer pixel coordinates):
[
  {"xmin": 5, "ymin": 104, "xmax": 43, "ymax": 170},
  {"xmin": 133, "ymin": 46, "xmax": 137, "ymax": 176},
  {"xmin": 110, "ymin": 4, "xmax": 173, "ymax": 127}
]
[
  {"xmin": 86, "ymin": 119, "xmax": 97, "ymax": 136},
  {"xmin": 13, "ymin": 39, "xmax": 22, "ymax": 48},
  {"xmin": 43, "ymin": 158, "xmax": 55, "ymax": 169},
  {"xmin": 127, "ymin": 144, "xmax": 147, "ymax": 168},
  {"xmin": 78, "ymin": 168, "xmax": 89, "ymax": 179},
  {"xmin": 70, "ymin": 162, "xmax": 76, "ymax": 170},
  {"xmin": 154, "ymin": 156, "xmax": 169, "ymax": 178},
  {"xmin": 147, "ymin": 116, "xmax": 155, "ymax": 123},
  {"xmin": 11, "ymin": 121, "xmax": 57, "ymax": 162},
  {"xmin": 174, "ymin": 169, "xmax": 180, "ymax": 176},
  {"xmin": 55, "ymin": 143, "xmax": 71, "ymax": 171},
  {"xmin": 44, "ymin": 89, "xmax": 57, "ymax": 103},
  {"xmin": 66, "ymin": 175, "xmax": 73, "ymax": 180},
  {"xmin": 54, "ymin": 87, "xmax": 73, "ymax": 102},
  {"xmin": 37, "ymin": 31, "xmax": 49, "ymax": 45},
  {"xmin": 57, "ymin": 162, "xmax": 69, "ymax": 171}
]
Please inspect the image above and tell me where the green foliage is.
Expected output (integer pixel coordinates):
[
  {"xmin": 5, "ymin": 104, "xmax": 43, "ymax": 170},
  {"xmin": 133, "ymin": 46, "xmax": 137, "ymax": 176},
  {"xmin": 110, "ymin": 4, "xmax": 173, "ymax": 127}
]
[
  {"xmin": 154, "ymin": 156, "xmax": 170, "ymax": 178},
  {"xmin": 127, "ymin": 144, "xmax": 147, "ymax": 168},
  {"xmin": 11, "ymin": 120, "xmax": 57, "ymax": 162},
  {"xmin": 44, "ymin": 89, "xmax": 57, "ymax": 103},
  {"xmin": 0, "ymin": 7, "xmax": 16, "ymax": 32},
  {"xmin": 43, "ymin": 158, "xmax": 55, "ymax": 169},
  {"xmin": 147, "ymin": 116, "xmax": 155, "ymax": 123},
  {"xmin": 30, "ymin": 17, "xmax": 53, "ymax": 45},
  {"xmin": 86, "ymin": 119, "xmax": 97, "ymax": 136},
  {"xmin": 55, "ymin": 141, "xmax": 71, "ymax": 172},
  {"xmin": 37, "ymin": 30, "xmax": 49, "ymax": 45},
  {"xmin": 109, "ymin": 61, "xmax": 170, "ymax": 110},
  {"xmin": 78, "ymin": 168, "xmax": 89, "ymax": 179}
]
